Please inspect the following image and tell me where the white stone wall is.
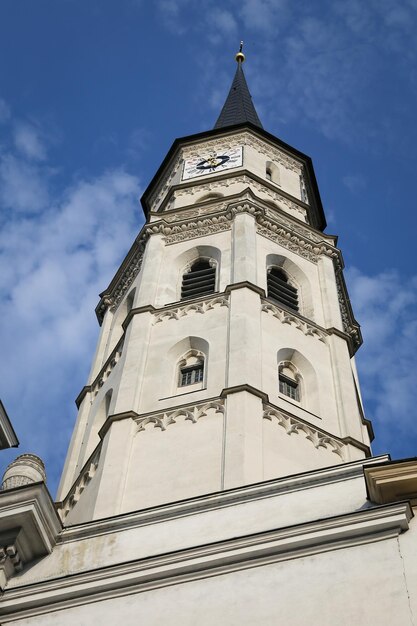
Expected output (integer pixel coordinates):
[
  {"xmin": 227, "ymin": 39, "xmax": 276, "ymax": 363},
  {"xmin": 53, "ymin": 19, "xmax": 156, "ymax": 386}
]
[{"xmin": 57, "ymin": 127, "xmax": 369, "ymax": 518}]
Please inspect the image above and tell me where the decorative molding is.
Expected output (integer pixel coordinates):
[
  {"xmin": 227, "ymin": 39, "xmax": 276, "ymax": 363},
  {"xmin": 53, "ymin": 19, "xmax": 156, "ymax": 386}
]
[
  {"xmin": 158, "ymin": 201, "xmax": 229, "ymax": 222},
  {"xmin": 96, "ymin": 193, "xmax": 359, "ymax": 352},
  {"xmin": 244, "ymin": 133, "xmax": 303, "ymax": 173},
  {"xmin": 1, "ymin": 499, "xmax": 410, "ymax": 619},
  {"xmin": 153, "ymin": 295, "xmax": 229, "ymax": 324},
  {"xmin": 181, "ymin": 135, "xmax": 247, "ymax": 160},
  {"xmin": 164, "ymin": 219, "xmax": 231, "ymax": 244},
  {"xmin": 0, "ymin": 482, "xmax": 61, "ymax": 591},
  {"xmin": 256, "ymin": 216, "xmax": 340, "ymax": 267},
  {"xmin": 76, "ymin": 337, "xmax": 124, "ymax": 408},
  {"xmin": 91, "ymin": 338, "xmax": 124, "ymax": 397},
  {"xmin": 261, "ymin": 301, "xmax": 327, "ymax": 343},
  {"xmin": 335, "ymin": 270, "xmax": 362, "ymax": 350},
  {"xmin": 178, "ymin": 132, "xmax": 303, "ymax": 174},
  {"xmin": 58, "ymin": 445, "xmax": 102, "ymax": 521},
  {"xmin": 96, "ymin": 238, "xmax": 148, "ymax": 323},
  {"xmin": 263, "ymin": 404, "xmax": 345, "ymax": 459},
  {"xmin": 59, "ymin": 454, "xmax": 391, "ymax": 543},
  {"xmin": 134, "ymin": 400, "xmax": 225, "ymax": 433},
  {"xmin": 364, "ymin": 459, "xmax": 417, "ymax": 505},
  {"xmin": 148, "ymin": 154, "xmax": 183, "ymax": 211},
  {"xmin": 173, "ymin": 174, "xmax": 307, "ymax": 221}
]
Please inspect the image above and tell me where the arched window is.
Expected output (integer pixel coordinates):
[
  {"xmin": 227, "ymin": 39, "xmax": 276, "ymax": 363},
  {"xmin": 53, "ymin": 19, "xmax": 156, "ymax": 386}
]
[
  {"xmin": 278, "ymin": 363, "xmax": 300, "ymax": 402},
  {"xmin": 267, "ymin": 267, "xmax": 298, "ymax": 311},
  {"xmin": 266, "ymin": 161, "xmax": 280, "ymax": 185},
  {"xmin": 177, "ymin": 351, "xmax": 205, "ymax": 390},
  {"xmin": 181, "ymin": 259, "xmax": 216, "ymax": 300}
]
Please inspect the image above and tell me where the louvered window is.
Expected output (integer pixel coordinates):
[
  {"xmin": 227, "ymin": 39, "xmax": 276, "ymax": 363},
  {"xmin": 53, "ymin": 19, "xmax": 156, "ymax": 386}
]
[
  {"xmin": 179, "ymin": 363, "xmax": 204, "ymax": 387},
  {"xmin": 279, "ymin": 374, "xmax": 299, "ymax": 401},
  {"xmin": 181, "ymin": 260, "xmax": 216, "ymax": 300},
  {"xmin": 267, "ymin": 268, "xmax": 298, "ymax": 311}
]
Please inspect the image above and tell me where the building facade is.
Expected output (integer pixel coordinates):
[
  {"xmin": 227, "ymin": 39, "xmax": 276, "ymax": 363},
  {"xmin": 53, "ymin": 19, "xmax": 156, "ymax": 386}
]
[{"xmin": 1, "ymin": 51, "xmax": 417, "ymax": 625}]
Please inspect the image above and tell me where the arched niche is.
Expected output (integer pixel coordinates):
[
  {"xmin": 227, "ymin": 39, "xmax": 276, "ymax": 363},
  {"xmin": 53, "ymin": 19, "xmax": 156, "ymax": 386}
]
[
  {"xmin": 167, "ymin": 336, "xmax": 209, "ymax": 396},
  {"xmin": 266, "ymin": 161, "xmax": 280, "ymax": 185},
  {"xmin": 266, "ymin": 253, "xmax": 314, "ymax": 320},
  {"xmin": 160, "ymin": 245, "xmax": 222, "ymax": 305},
  {"xmin": 276, "ymin": 348, "xmax": 320, "ymax": 416}
]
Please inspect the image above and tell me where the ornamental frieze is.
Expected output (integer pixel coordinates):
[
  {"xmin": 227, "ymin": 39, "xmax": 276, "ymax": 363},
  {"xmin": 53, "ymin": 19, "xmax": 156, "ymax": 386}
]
[
  {"xmin": 335, "ymin": 271, "xmax": 362, "ymax": 350},
  {"xmin": 261, "ymin": 302, "xmax": 327, "ymax": 343},
  {"xmin": 135, "ymin": 400, "xmax": 225, "ymax": 433},
  {"xmin": 97, "ymin": 199, "xmax": 359, "ymax": 351},
  {"xmin": 153, "ymin": 295, "xmax": 229, "ymax": 324},
  {"xmin": 170, "ymin": 174, "xmax": 307, "ymax": 223},
  {"xmin": 263, "ymin": 405, "xmax": 344, "ymax": 458},
  {"xmin": 149, "ymin": 154, "xmax": 183, "ymax": 210},
  {"xmin": 59, "ymin": 445, "xmax": 102, "ymax": 520}
]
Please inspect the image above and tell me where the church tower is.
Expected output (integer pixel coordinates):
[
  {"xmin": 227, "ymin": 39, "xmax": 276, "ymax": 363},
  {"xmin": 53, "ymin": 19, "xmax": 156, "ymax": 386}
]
[
  {"xmin": 4, "ymin": 47, "xmax": 417, "ymax": 626},
  {"xmin": 56, "ymin": 47, "xmax": 372, "ymax": 524}
]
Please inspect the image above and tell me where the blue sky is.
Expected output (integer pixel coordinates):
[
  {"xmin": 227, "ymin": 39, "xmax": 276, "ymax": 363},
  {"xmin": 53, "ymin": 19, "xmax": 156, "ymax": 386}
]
[{"xmin": 0, "ymin": 0, "xmax": 416, "ymax": 496}]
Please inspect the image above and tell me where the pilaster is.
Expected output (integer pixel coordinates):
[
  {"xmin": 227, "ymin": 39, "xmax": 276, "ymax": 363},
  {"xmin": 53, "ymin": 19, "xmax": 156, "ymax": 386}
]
[
  {"xmin": 112, "ymin": 311, "xmax": 154, "ymax": 415},
  {"xmin": 231, "ymin": 212, "xmax": 257, "ymax": 283},
  {"xmin": 92, "ymin": 416, "xmax": 136, "ymax": 519},
  {"xmin": 222, "ymin": 389, "xmax": 264, "ymax": 489},
  {"xmin": 226, "ymin": 286, "xmax": 262, "ymax": 389},
  {"xmin": 135, "ymin": 233, "xmax": 165, "ymax": 308}
]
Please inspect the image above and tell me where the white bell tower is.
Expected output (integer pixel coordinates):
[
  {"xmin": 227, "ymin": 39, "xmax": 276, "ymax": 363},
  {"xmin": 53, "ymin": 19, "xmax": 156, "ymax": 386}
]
[{"xmin": 57, "ymin": 48, "xmax": 372, "ymax": 525}]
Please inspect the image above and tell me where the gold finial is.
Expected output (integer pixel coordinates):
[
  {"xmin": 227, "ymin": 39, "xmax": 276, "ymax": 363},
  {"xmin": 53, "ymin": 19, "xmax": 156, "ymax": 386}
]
[{"xmin": 235, "ymin": 41, "xmax": 245, "ymax": 63}]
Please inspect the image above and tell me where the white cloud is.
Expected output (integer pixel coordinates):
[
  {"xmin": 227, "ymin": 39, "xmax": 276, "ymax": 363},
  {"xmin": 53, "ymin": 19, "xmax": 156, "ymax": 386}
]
[
  {"xmin": 13, "ymin": 122, "xmax": 47, "ymax": 161},
  {"xmin": 239, "ymin": 0, "xmax": 288, "ymax": 34},
  {"xmin": 0, "ymin": 154, "xmax": 50, "ymax": 215},
  {"xmin": 157, "ymin": 0, "xmax": 192, "ymax": 34},
  {"xmin": 0, "ymin": 111, "xmax": 142, "ymax": 494},
  {"xmin": 207, "ymin": 8, "xmax": 237, "ymax": 44},
  {"xmin": 346, "ymin": 267, "xmax": 417, "ymax": 455}
]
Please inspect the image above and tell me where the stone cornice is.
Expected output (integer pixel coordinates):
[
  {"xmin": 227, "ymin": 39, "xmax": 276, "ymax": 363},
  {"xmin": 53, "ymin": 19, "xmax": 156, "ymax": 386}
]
[
  {"xmin": 364, "ymin": 458, "xmax": 417, "ymax": 505},
  {"xmin": 1, "ymin": 498, "xmax": 410, "ymax": 620},
  {"xmin": 221, "ymin": 384, "xmax": 269, "ymax": 402},
  {"xmin": 0, "ymin": 482, "xmax": 61, "ymax": 591},
  {"xmin": 59, "ymin": 454, "xmax": 391, "ymax": 542},
  {"xmin": 159, "ymin": 170, "xmax": 310, "ymax": 222}
]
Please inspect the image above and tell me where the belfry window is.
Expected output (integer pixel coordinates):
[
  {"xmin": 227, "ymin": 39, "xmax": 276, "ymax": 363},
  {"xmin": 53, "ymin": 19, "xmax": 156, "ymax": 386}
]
[
  {"xmin": 267, "ymin": 267, "xmax": 298, "ymax": 311},
  {"xmin": 181, "ymin": 260, "xmax": 216, "ymax": 300},
  {"xmin": 279, "ymin": 364, "xmax": 300, "ymax": 402}
]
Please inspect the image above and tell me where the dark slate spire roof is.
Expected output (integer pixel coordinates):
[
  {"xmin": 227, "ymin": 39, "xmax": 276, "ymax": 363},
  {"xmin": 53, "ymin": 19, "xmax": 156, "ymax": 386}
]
[{"xmin": 214, "ymin": 51, "xmax": 263, "ymax": 130}]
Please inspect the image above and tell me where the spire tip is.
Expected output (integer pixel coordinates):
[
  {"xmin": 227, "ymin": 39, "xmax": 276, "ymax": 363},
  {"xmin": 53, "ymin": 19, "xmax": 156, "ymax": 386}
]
[{"xmin": 235, "ymin": 41, "xmax": 245, "ymax": 63}]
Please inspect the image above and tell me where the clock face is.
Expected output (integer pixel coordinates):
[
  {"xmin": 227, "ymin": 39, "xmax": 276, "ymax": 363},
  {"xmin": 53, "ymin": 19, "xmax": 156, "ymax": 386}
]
[{"xmin": 182, "ymin": 146, "xmax": 243, "ymax": 180}]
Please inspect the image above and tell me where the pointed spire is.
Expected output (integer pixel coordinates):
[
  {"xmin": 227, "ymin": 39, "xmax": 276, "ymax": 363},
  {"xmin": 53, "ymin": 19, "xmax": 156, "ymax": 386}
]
[{"xmin": 214, "ymin": 42, "xmax": 263, "ymax": 130}]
